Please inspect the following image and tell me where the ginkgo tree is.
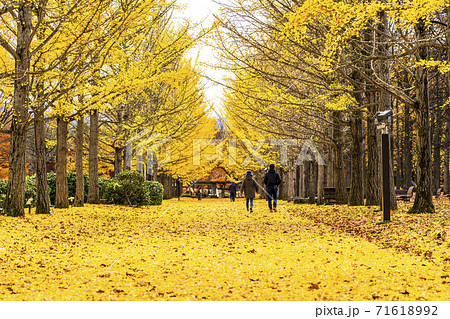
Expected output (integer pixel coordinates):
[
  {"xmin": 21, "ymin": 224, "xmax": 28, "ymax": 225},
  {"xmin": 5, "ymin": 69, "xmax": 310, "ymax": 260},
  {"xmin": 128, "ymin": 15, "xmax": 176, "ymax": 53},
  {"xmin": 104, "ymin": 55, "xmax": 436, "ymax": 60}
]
[
  {"xmin": 214, "ymin": 0, "xmax": 450, "ymax": 213},
  {"xmin": 92, "ymin": 9, "xmax": 218, "ymax": 183},
  {"xmin": 213, "ymin": 0, "xmax": 363, "ymax": 204},
  {"xmin": 0, "ymin": 0, "xmax": 175, "ymax": 216},
  {"xmin": 100, "ymin": 57, "xmax": 219, "ymax": 183},
  {"xmin": 284, "ymin": 0, "xmax": 449, "ymax": 213}
]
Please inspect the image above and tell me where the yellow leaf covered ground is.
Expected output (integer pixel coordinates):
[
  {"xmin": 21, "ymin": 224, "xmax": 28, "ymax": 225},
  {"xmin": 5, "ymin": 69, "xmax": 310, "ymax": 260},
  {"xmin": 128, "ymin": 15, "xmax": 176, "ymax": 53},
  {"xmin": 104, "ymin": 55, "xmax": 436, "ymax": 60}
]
[{"xmin": 0, "ymin": 199, "xmax": 449, "ymax": 301}]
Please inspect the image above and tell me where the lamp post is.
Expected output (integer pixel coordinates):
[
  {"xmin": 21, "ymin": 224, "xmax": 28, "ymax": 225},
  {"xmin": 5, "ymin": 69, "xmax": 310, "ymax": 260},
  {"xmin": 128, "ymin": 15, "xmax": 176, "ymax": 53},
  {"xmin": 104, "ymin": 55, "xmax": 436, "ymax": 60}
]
[{"xmin": 374, "ymin": 110, "xmax": 393, "ymax": 222}]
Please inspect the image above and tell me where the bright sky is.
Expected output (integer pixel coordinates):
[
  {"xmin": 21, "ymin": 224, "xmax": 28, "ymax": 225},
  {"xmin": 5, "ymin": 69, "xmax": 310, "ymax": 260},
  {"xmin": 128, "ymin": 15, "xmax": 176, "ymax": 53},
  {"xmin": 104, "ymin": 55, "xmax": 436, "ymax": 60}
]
[{"xmin": 175, "ymin": 0, "xmax": 228, "ymax": 117}]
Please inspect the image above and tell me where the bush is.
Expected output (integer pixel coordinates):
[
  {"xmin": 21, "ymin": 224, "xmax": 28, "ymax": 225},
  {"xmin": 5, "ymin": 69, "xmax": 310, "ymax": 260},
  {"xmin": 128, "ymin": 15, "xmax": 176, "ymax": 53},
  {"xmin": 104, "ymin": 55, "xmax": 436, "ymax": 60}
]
[
  {"xmin": 101, "ymin": 171, "xmax": 163, "ymax": 206},
  {"xmin": 67, "ymin": 171, "xmax": 89, "ymax": 201},
  {"xmin": 0, "ymin": 179, "xmax": 7, "ymax": 195},
  {"xmin": 46, "ymin": 172, "xmax": 56, "ymax": 204},
  {"xmin": 25, "ymin": 175, "xmax": 36, "ymax": 204},
  {"xmin": 47, "ymin": 172, "xmax": 89, "ymax": 205},
  {"xmin": 144, "ymin": 180, "xmax": 164, "ymax": 205},
  {"xmin": 1, "ymin": 170, "xmax": 164, "ymax": 207},
  {"xmin": 98, "ymin": 176, "xmax": 111, "ymax": 201},
  {"xmin": 0, "ymin": 179, "xmax": 7, "ymax": 207},
  {"xmin": 0, "ymin": 177, "xmax": 35, "ymax": 206},
  {"xmin": 101, "ymin": 178, "xmax": 121, "ymax": 204}
]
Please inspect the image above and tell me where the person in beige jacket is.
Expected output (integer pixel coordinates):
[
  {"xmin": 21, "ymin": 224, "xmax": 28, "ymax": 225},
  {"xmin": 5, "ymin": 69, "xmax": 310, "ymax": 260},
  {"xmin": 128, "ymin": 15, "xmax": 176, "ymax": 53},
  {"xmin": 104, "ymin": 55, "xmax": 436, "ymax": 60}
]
[{"xmin": 240, "ymin": 170, "xmax": 258, "ymax": 212}]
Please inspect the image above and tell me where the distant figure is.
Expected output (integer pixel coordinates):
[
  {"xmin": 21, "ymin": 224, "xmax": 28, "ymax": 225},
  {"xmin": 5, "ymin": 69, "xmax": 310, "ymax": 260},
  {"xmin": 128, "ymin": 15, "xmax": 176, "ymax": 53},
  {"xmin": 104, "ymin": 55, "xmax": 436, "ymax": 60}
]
[
  {"xmin": 197, "ymin": 189, "xmax": 202, "ymax": 200},
  {"xmin": 229, "ymin": 182, "xmax": 237, "ymax": 202},
  {"xmin": 240, "ymin": 171, "xmax": 258, "ymax": 212},
  {"xmin": 264, "ymin": 164, "xmax": 282, "ymax": 212}
]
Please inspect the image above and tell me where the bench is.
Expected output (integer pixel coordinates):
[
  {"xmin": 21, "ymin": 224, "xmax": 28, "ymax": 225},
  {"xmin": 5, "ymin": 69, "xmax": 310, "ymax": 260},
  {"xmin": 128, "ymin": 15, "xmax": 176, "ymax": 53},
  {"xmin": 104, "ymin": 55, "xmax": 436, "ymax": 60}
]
[
  {"xmin": 0, "ymin": 197, "xmax": 34, "ymax": 213},
  {"xmin": 434, "ymin": 188, "xmax": 443, "ymax": 200},
  {"xmin": 293, "ymin": 197, "xmax": 309, "ymax": 204},
  {"xmin": 25, "ymin": 198, "xmax": 33, "ymax": 214},
  {"xmin": 395, "ymin": 186, "xmax": 414, "ymax": 202},
  {"xmin": 323, "ymin": 187, "xmax": 336, "ymax": 204},
  {"xmin": 323, "ymin": 187, "xmax": 351, "ymax": 204}
]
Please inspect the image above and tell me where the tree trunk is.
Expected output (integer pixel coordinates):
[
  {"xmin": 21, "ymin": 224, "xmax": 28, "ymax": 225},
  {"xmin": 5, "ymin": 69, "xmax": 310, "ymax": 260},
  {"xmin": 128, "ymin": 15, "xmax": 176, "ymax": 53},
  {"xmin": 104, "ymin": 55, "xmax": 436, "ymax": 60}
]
[
  {"xmin": 326, "ymin": 145, "xmax": 334, "ymax": 187},
  {"xmin": 394, "ymin": 99, "xmax": 402, "ymax": 188},
  {"xmin": 376, "ymin": 10, "xmax": 397, "ymax": 211},
  {"xmin": 445, "ymin": 7, "xmax": 450, "ymax": 194},
  {"xmin": 34, "ymin": 114, "xmax": 50, "ymax": 214},
  {"xmin": 403, "ymin": 103, "xmax": 413, "ymax": 188},
  {"xmin": 279, "ymin": 168, "xmax": 285, "ymax": 199},
  {"xmin": 432, "ymin": 102, "xmax": 442, "ymax": 192},
  {"xmin": 345, "ymin": 155, "xmax": 351, "ymax": 189},
  {"xmin": 74, "ymin": 117, "xmax": 85, "ymax": 207},
  {"xmin": 114, "ymin": 106, "xmax": 124, "ymax": 177},
  {"xmin": 303, "ymin": 162, "xmax": 309, "ymax": 198},
  {"xmin": 114, "ymin": 147, "xmax": 123, "ymax": 177},
  {"xmin": 293, "ymin": 166, "xmax": 298, "ymax": 197},
  {"xmin": 55, "ymin": 116, "xmax": 69, "ymax": 208},
  {"xmin": 408, "ymin": 20, "xmax": 435, "ymax": 214},
  {"xmin": 308, "ymin": 161, "xmax": 316, "ymax": 204},
  {"xmin": 333, "ymin": 112, "xmax": 347, "ymax": 204},
  {"xmin": 88, "ymin": 110, "xmax": 100, "ymax": 203},
  {"xmin": 444, "ymin": 119, "xmax": 450, "ymax": 193},
  {"xmin": 364, "ymin": 22, "xmax": 380, "ymax": 206},
  {"xmin": 122, "ymin": 151, "xmax": 127, "ymax": 172},
  {"xmin": 3, "ymin": 3, "xmax": 32, "ymax": 217},
  {"xmin": 33, "ymin": 21, "xmax": 50, "ymax": 215},
  {"xmin": 365, "ymin": 94, "xmax": 380, "ymax": 206},
  {"xmin": 349, "ymin": 111, "xmax": 364, "ymax": 206},
  {"xmin": 317, "ymin": 162, "xmax": 324, "ymax": 205},
  {"xmin": 287, "ymin": 160, "xmax": 295, "ymax": 200}
]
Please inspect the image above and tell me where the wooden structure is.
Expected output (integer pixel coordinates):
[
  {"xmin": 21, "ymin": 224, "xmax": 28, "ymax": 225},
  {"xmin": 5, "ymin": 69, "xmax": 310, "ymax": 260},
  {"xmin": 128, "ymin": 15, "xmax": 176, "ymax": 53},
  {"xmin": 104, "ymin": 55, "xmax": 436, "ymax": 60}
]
[
  {"xmin": 323, "ymin": 187, "xmax": 351, "ymax": 204},
  {"xmin": 191, "ymin": 167, "xmax": 235, "ymax": 198},
  {"xmin": 395, "ymin": 186, "xmax": 414, "ymax": 202},
  {"xmin": 158, "ymin": 173, "xmax": 182, "ymax": 199},
  {"xmin": 434, "ymin": 188, "xmax": 443, "ymax": 200}
]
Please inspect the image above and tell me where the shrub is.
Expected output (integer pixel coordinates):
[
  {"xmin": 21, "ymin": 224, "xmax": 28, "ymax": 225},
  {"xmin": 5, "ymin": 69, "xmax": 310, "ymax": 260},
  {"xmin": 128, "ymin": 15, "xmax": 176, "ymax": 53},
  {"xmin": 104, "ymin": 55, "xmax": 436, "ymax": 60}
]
[
  {"xmin": 101, "ymin": 171, "xmax": 163, "ymax": 206},
  {"xmin": 0, "ymin": 179, "xmax": 7, "ymax": 195},
  {"xmin": 67, "ymin": 172, "xmax": 89, "ymax": 201},
  {"xmin": 0, "ymin": 178, "xmax": 35, "ymax": 206},
  {"xmin": 47, "ymin": 172, "xmax": 89, "ymax": 204},
  {"xmin": 25, "ymin": 175, "xmax": 36, "ymax": 204},
  {"xmin": 117, "ymin": 171, "xmax": 149, "ymax": 206},
  {"xmin": 101, "ymin": 178, "xmax": 121, "ymax": 204},
  {"xmin": 46, "ymin": 172, "xmax": 56, "ymax": 204},
  {"xmin": 1, "ymin": 171, "xmax": 164, "ymax": 207},
  {"xmin": 0, "ymin": 179, "xmax": 7, "ymax": 207},
  {"xmin": 144, "ymin": 180, "xmax": 164, "ymax": 205},
  {"xmin": 98, "ymin": 176, "xmax": 112, "ymax": 201}
]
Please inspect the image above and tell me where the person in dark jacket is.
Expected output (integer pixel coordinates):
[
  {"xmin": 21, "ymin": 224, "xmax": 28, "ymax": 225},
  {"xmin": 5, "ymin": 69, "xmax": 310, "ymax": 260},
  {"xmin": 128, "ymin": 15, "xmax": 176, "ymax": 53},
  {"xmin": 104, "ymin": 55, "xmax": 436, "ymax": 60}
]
[
  {"xmin": 240, "ymin": 171, "xmax": 258, "ymax": 212},
  {"xmin": 263, "ymin": 164, "xmax": 282, "ymax": 212},
  {"xmin": 229, "ymin": 182, "xmax": 237, "ymax": 202}
]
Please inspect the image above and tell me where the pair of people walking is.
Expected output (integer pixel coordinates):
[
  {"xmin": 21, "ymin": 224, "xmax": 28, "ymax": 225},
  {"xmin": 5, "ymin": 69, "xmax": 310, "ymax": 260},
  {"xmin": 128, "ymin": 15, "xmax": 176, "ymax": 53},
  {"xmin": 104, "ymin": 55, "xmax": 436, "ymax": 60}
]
[{"xmin": 240, "ymin": 164, "xmax": 282, "ymax": 212}]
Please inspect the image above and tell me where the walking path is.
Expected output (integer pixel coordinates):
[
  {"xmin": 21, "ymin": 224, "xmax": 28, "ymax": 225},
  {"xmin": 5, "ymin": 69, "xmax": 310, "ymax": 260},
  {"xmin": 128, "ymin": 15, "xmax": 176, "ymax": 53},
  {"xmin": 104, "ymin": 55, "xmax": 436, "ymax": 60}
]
[{"xmin": 0, "ymin": 199, "xmax": 448, "ymax": 300}]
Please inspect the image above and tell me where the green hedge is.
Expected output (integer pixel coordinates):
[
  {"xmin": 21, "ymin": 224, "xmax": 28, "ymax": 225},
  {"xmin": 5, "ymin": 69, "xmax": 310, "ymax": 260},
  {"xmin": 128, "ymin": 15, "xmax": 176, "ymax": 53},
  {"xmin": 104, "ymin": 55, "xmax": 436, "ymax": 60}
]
[
  {"xmin": 0, "ymin": 176, "xmax": 36, "ymax": 206},
  {"xmin": 0, "ymin": 179, "xmax": 7, "ymax": 206},
  {"xmin": 0, "ymin": 171, "xmax": 164, "ymax": 207},
  {"xmin": 47, "ymin": 172, "xmax": 89, "ymax": 205},
  {"xmin": 102, "ymin": 171, "xmax": 163, "ymax": 206},
  {"xmin": 145, "ymin": 180, "xmax": 164, "ymax": 205}
]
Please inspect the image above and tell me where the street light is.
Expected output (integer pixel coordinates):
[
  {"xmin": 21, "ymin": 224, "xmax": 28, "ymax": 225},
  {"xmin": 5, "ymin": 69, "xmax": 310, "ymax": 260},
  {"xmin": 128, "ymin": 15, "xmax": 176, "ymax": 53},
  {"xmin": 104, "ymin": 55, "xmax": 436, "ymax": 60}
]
[{"xmin": 374, "ymin": 110, "xmax": 393, "ymax": 222}]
